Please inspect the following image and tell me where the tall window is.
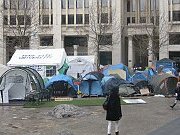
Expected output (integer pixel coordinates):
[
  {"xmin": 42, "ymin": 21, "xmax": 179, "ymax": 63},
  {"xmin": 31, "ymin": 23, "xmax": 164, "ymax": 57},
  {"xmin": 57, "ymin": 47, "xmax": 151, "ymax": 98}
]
[
  {"xmin": 17, "ymin": 15, "xmax": 24, "ymax": 25},
  {"xmin": 42, "ymin": 15, "xmax": 49, "ymax": 25},
  {"xmin": 10, "ymin": 0, "xmax": 17, "ymax": 9},
  {"xmin": 84, "ymin": 0, "xmax": 89, "ymax": 8},
  {"xmin": 151, "ymin": 0, "xmax": 155, "ymax": 10},
  {"xmin": 127, "ymin": 0, "xmax": 130, "ymax": 12},
  {"xmin": 100, "ymin": 51, "xmax": 112, "ymax": 65},
  {"xmin": 68, "ymin": 14, "xmax": 74, "ymax": 24},
  {"xmin": 98, "ymin": 35, "xmax": 112, "ymax": 45},
  {"xmin": 85, "ymin": 14, "xmax": 89, "ymax": 24},
  {"xmin": 76, "ymin": 0, "xmax": 83, "ymax": 8},
  {"xmin": 101, "ymin": 13, "xmax": 108, "ymax": 23},
  {"xmin": 61, "ymin": 0, "xmax": 66, "ymax": 9},
  {"xmin": 101, "ymin": 0, "xmax": 108, "ymax": 7},
  {"xmin": 4, "ymin": 16, "xmax": 8, "ymax": 25},
  {"xmin": 10, "ymin": 15, "xmax": 16, "ymax": 25},
  {"xmin": 42, "ymin": 0, "xmax": 49, "ymax": 9},
  {"xmin": 173, "ymin": 11, "xmax": 180, "ymax": 21},
  {"xmin": 40, "ymin": 36, "xmax": 53, "ymax": 46},
  {"xmin": 61, "ymin": 15, "xmax": 66, "ymax": 24},
  {"xmin": 3, "ymin": 0, "xmax": 9, "ymax": 9},
  {"xmin": 26, "ymin": 0, "xmax": 31, "ymax": 9},
  {"xmin": 68, "ymin": 0, "xmax": 74, "ymax": 9},
  {"xmin": 155, "ymin": 0, "xmax": 159, "ymax": 10},
  {"xmin": 18, "ymin": 0, "xmax": 26, "ymax": 9},
  {"xmin": 76, "ymin": 14, "xmax": 83, "ymax": 24},
  {"xmin": 132, "ymin": 0, "xmax": 137, "ymax": 12},
  {"xmin": 140, "ymin": 0, "xmax": 146, "ymax": 11},
  {"xmin": 169, "ymin": 34, "xmax": 180, "ymax": 45}
]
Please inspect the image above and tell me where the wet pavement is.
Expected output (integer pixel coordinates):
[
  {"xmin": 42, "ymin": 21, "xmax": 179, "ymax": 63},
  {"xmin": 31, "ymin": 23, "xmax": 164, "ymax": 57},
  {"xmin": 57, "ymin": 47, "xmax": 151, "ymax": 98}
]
[{"xmin": 0, "ymin": 96, "xmax": 180, "ymax": 135}]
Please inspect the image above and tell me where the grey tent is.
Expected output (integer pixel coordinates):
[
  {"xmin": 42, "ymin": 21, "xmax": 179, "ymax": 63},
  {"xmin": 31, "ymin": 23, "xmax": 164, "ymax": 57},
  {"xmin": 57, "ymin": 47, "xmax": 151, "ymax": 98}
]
[
  {"xmin": 149, "ymin": 73, "xmax": 178, "ymax": 95},
  {"xmin": 0, "ymin": 67, "xmax": 45, "ymax": 103},
  {"xmin": 119, "ymin": 84, "xmax": 136, "ymax": 96}
]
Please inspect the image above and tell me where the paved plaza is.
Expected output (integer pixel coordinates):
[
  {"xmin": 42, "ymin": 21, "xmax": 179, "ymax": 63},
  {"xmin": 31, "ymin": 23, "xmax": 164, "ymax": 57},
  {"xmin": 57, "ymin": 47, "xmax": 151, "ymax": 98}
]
[{"xmin": 0, "ymin": 96, "xmax": 180, "ymax": 135}]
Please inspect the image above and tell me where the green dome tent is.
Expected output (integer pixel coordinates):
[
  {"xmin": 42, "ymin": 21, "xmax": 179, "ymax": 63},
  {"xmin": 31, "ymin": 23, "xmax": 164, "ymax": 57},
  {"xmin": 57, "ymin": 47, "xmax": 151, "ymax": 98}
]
[{"xmin": 149, "ymin": 73, "xmax": 178, "ymax": 95}]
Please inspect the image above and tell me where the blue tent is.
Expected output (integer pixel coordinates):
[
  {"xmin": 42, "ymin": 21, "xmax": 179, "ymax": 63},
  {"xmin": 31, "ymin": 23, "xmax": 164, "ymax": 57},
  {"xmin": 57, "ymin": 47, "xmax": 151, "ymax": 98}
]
[
  {"xmin": 45, "ymin": 74, "xmax": 77, "ymax": 90},
  {"xmin": 147, "ymin": 68, "xmax": 157, "ymax": 81},
  {"xmin": 80, "ymin": 73, "xmax": 103, "ymax": 96},
  {"xmin": 102, "ymin": 64, "xmax": 131, "ymax": 81},
  {"xmin": 130, "ymin": 71, "xmax": 147, "ymax": 85},
  {"xmin": 162, "ymin": 67, "xmax": 178, "ymax": 76},
  {"xmin": 156, "ymin": 58, "xmax": 176, "ymax": 69}
]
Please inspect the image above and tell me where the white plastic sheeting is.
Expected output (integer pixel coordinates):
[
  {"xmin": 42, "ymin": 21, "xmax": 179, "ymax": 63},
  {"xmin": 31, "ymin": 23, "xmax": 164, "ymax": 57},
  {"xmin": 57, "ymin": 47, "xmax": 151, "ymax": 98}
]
[{"xmin": 66, "ymin": 56, "xmax": 96, "ymax": 78}]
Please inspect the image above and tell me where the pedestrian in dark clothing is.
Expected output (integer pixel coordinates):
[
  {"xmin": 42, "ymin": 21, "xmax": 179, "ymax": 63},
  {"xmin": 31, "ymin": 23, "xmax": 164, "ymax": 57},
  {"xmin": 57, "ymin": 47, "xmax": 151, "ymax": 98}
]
[
  {"xmin": 170, "ymin": 82, "xmax": 180, "ymax": 109},
  {"xmin": 106, "ymin": 87, "xmax": 122, "ymax": 135}
]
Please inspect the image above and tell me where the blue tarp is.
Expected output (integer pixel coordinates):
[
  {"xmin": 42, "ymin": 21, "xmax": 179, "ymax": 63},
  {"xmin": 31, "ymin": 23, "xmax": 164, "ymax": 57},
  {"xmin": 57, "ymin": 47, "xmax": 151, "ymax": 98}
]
[
  {"xmin": 102, "ymin": 64, "xmax": 131, "ymax": 81},
  {"xmin": 156, "ymin": 58, "xmax": 176, "ymax": 69},
  {"xmin": 80, "ymin": 73, "xmax": 103, "ymax": 96},
  {"xmin": 162, "ymin": 67, "xmax": 178, "ymax": 76},
  {"xmin": 45, "ymin": 74, "xmax": 77, "ymax": 90},
  {"xmin": 130, "ymin": 71, "xmax": 147, "ymax": 85}
]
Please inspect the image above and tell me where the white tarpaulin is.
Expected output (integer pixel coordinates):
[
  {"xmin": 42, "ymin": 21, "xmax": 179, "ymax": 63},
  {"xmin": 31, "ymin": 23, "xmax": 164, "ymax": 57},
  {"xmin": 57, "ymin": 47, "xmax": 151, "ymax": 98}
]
[
  {"xmin": 66, "ymin": 56, "xmax": 96, "ymax": 78},
  {"xmin": 7, "ymin": 48, "xmax": 67, "ymax": 67}
]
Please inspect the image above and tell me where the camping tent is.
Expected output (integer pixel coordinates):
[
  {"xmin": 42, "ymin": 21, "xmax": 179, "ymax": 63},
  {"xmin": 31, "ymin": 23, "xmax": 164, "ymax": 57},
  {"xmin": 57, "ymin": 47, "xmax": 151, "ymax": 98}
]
[
  {"xmin": 7, "ymin": 48, "xmax": 67, "ymax": 79},
  {"xmin": 156, "ymin": 58, "xmax": 176, "ymax": 69},
  {"xmin": 102, "ymin": 64, "xmax": 131, "ymax": 81},
  {"xmin": 130, "ymin": 71, "xmax": 149, "ymax": 90},
  {"xmin": 45, "ymin": 74, "xmax": 77, "ymax": 97},
  {"xmin": 80, "ymin": 72, "xmax": 103, "ymax": 97},
  {"xmin": 0, "ymin": 67, "xmax": 45, "ymax": 103},
  {"xmin": 119, "ymin": 84, "xmax": 136, "ymax": 96},
  {"xmin": 66, "ymin": 56, "xmax": 96, "ymax": 78},
  {"xmin": 149, "ymin": 73, "xmax": 178, "ymax": 95},
  {"xmin": 0, "ymin": 64, "xmax": 10, "ymax": 77}
]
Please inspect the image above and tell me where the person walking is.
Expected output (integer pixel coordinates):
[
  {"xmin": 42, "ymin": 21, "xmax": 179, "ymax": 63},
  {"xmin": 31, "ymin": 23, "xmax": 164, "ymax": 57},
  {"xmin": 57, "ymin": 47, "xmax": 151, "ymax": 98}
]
[
  {"xmin": 106, "ymin": 87, "xmax": 122, "ymax": 135},
  {"xmin": 170, "ymin": 82, "xmax": 180, "ymax": 109}
]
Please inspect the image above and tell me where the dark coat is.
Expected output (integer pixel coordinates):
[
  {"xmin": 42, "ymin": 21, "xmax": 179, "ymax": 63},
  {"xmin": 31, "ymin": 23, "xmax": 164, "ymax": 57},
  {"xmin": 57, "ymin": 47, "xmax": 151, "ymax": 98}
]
[{"xmin": 106, "ymin": 94, "xmax": 122, "ymax": 121}]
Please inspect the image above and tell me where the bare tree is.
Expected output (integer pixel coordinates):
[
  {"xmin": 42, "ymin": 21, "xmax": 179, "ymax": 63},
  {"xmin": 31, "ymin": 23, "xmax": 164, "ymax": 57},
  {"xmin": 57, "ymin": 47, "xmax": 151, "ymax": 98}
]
[
  {"xmin": 3, "ymin": 0, "xmax": 40, "ymax": 49},
  {"xmin": 132, "ymin": 12, "xmax": 176, "ymax": 63},
  {"xmin": 78, "ymin": 2, "xmax": 123, "ymax": 69}
]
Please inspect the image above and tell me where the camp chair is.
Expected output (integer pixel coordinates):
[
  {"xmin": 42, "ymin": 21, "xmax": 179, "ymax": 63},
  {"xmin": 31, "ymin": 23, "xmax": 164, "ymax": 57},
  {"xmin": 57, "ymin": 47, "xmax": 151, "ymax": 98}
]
[{"xmin": 52, "ymin": 81, "xmax": 68, "ymax": 97}]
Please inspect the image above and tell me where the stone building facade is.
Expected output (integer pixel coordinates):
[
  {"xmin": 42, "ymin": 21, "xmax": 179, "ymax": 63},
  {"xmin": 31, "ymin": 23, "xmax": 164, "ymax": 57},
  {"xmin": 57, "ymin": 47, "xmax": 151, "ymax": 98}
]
[{"xmin": 0, "ymin": 0, "xmax": 180, "ymax": 69}]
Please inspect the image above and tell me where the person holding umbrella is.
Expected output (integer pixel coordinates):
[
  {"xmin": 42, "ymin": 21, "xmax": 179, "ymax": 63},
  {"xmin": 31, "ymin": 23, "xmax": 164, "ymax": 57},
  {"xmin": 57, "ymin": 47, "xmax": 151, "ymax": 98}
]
[
  {"xmin": 170, "ymin": 82, "xmax": 180, "ymax": 109},
  {"xmin": 105, "ymin": 87, "xmax": 122, "ymax": 135}
]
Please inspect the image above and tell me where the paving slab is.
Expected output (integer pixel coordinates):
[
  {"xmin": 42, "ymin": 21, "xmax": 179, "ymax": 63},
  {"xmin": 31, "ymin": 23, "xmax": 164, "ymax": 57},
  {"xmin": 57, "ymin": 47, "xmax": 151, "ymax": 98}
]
[{"xmin": 0, "ymin": 97, "xmax": 180, "ymax": 135}]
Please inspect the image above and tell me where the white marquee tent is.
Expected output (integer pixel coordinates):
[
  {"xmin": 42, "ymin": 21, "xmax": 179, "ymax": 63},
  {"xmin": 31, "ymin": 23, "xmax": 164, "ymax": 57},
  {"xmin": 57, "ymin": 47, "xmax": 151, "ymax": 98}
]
[{"xmin": 7, "ymin": 48, "xmax": 67, "ymax": 78}]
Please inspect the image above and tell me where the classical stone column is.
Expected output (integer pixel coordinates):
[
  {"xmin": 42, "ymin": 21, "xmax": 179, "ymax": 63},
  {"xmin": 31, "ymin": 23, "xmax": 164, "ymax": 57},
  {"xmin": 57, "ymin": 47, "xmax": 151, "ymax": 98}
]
[
  {"xmin": 53, "ymin": 0, "xmax": 62, "ymax": 48},
  {"xmin": 29, "ymin": 0, "xmax": 40, "ymax": 49},
  {"xmin": 159, "ymin": 0, "xmax": 169, "ymax": 59},
  {"xmin": 112, "ymin": 0, "xmax": 122, "ymax": 64},
  {"xmin": 73, "ymin": 45, "xmax": 79, "ymax": 56},
  {"xmin": 128, "ymin": 35, "xmax": 133, "ymax": 68}
]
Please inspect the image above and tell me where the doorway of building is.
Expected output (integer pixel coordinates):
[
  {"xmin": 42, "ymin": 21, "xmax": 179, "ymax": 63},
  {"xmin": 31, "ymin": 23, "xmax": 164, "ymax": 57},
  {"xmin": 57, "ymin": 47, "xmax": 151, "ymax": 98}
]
[
  {"xmin": 64, "ymin": 36, "xmax": 88, "ymax": 56},
  {"xmin": 100, "ymin": 51, "xmax": 112, "ymax": 66}
]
